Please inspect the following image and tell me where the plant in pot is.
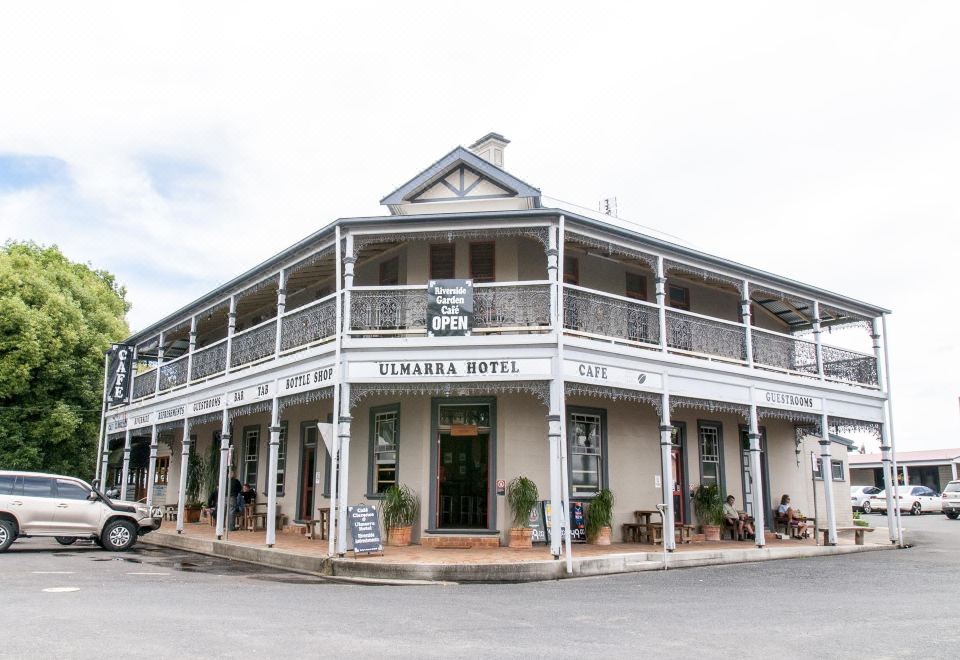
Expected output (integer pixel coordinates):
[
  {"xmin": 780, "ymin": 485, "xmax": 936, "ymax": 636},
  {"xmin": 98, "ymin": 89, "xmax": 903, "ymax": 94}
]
[
  {"xmin": 691, "ymin": 484, "xmax": 725, "ymax": 541},
  {"xmin": 381, "ymin": 484, "xmax": 419, "ymax": 546},
  {"xmin": 506, "ymin": 476, "xmax": 539, "ymax": 549},
  {"xmin": 586, "ymin": 488, "xmax": 614, "ymax": 545},
  {"xmin": 184, "ymin": 453, "xmax": 208, "ymax": 524}
]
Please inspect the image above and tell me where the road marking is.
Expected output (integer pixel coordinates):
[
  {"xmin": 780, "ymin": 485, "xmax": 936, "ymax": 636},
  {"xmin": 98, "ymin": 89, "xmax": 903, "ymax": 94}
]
[
  {"xmin": 42, "ymin": 587, "xmax": 80, "ymax": 593},
  {"xmin": 126, "ymin": 572, "xmax": 170, "ymax": 576},
  {"xmin": 32, "ymin": 571, "xmax": 75, "ymax": 575}
]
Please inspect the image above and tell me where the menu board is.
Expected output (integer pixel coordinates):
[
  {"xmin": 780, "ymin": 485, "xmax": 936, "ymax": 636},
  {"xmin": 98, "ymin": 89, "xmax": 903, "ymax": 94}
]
[
  {"xmin": 528, "ymin": 501, "xmax": 548, "ymax": 544},
  {"xmin": 347, "ymin": 504, "xmax": 383, "ymax": 554},
  {"xmin": 539, "ymin": 501, "xmax": 587, "ymax": 544}
]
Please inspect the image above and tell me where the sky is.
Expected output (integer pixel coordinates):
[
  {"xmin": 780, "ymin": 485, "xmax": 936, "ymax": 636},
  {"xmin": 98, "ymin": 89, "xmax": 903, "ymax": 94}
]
[{"xmin": 1, "ymin": 1, "xmax": 957, "ymax": 452}]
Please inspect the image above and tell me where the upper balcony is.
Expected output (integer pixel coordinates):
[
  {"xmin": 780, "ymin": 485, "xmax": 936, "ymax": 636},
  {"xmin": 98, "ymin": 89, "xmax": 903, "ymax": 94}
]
[{"xmin": 122, "ymin": 217, "xmax": 883, "ymax": 409}]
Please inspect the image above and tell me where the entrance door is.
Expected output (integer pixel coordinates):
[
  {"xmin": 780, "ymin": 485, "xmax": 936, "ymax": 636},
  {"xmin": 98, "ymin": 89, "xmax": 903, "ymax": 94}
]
[
  {"xmin": 740, "ymin": 428, "xmax": 771, "ymax": 528},
  {"xmin": 435, "ymin": 404, "xmax": 491, "ymax": 530},
  {"xmin": 670, "ymin": 426, "xmax": 687, "ymax": 524},
  {"xmin": 298, "ymin": 425, "xmax": 318, "ymax": 521}
]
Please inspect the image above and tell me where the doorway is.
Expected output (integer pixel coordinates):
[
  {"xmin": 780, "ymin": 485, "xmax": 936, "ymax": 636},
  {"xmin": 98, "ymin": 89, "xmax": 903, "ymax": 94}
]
[
  {"xmin": 670, "ymin": 424, "xmax": 689, "ymax": 524},
  {"xmin": 740, "ymin": 426, "xmax": 772, "ymax": 530},
  {"xmin": 297, "ymin": 422, "xmax": 318, "ymax": 521},
  {"xmin": 431, "ymin": 399, "xmax": 495, "ymax": 531}
]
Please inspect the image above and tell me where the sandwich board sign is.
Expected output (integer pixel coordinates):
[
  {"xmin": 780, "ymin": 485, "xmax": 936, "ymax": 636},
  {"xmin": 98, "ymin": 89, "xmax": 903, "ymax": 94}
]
[{"xmin": 347, "ymin": 504, "xmax": 383, "ymax": 555}]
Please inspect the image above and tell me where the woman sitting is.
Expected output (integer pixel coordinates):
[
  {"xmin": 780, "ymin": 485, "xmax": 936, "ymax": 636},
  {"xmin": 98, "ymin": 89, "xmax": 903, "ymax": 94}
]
[{"xmin": 777, "ymin": 494, "xmax": 809, "ymax": 538}]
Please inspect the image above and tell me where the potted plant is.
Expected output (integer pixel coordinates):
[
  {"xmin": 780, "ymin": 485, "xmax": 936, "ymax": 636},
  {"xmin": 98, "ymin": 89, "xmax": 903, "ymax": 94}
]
[
  {"xmin": 381, "ymin": 484, "xmax": 419, "ymax": 546},
  {"xmin": 506, "ymin": 476, "xmax": 539, "ymax": 549},
  {"xmin": 691, "ymin": 484, "xmax": 725, "ymax": 541},
  {"xmin": 184, "ymin": 453, "xmax": 207, "ymax": 523},
  {"xmin": 586, "ymin": 488, "xmax": 614, "ymax": 545}
]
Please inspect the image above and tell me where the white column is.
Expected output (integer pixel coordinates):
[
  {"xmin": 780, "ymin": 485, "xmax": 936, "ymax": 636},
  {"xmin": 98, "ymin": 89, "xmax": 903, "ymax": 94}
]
[
  {"xmin": 748, "ymin": 398, "xmax": 766, "ymax": 547},
  {"xmin": 812, "ymin": 301, "xmax": 825, "ymax": 380},
  {"xmin": 556, "ymin": 215, "xmax": 573, "ymax": 573},
  {"xmin": 266, "ymin": 394, "xmax": 281, "ymax": 547},
  {"xmin": 819, "ymin": 411, "xmax": 837, "ymax": 545},
  {"xmin": 547, "ymin": 223, "xmax": 563, "ymax": 558},
  {"xmin": 145, "ymin": 425, "xmax": 159, "ymax": 507},
  {"xmin": 656, "ymin": 256, "xmax": 668, "ymax": 353},
  {"xmin": 547, "ymin": 229, "xmax": 559, "ymax": 334},
  {"xmin": 215, "ymin": 412, "xmax": 231, "ymax": 539},
  {"xmin": 176, "ymin": 421, "xmax": 191, "ymax": 533},
  {"xmin": 274, "ymin": 270, "xmax": 287, "ymax": 357},
  {"xmin": 879, "ymin": 424, "xmax": 897, "ymax": 543},
  {"xmin": 154, "ymin": 331, "xmax": 165, "ymax": 394},
  {"xmin": 186, "ymin": 316, "xmax": 197, "ymax": 383},
  {"xmin": 659, "ymin": 385, "xmax": 675, "ymax": 551},
  {"xmin": 120, "ymin": 428, "xmax": 132, "ymax": 500},
  {"xmin": 741, "ymin": 280, "xmax": 754, "ymax": 367},
  {"xmin": 328, "ymin": 226, "xmax": 343, "ymax": 557},
  {"xmin": 94, "ymin": 351, "xmax": 110, "ymax": 485},
  {"xmin": 224, "ymin": 296, "xmax": 237, "ymax": 375},
  {"xmin": 335, "ymin": 406, "xmax": 352, "ymax": 555},
  {"xmin": 901, "ymin": 465, "xmax": 909, "ymax": 485}
]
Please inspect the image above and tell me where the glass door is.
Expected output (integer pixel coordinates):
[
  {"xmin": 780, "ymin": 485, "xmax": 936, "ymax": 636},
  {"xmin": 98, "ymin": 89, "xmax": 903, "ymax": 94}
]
[{"xmin": 436, "ymin": 404, "xmax": 491, "ymax": 530}]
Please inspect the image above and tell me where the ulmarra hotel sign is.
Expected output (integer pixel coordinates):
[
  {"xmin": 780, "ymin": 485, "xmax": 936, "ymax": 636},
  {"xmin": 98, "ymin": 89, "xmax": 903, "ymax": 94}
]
[
  {"xmin": 427, "ymin": 279, "xmax": 473, "ymax": 337},
  {"xmin": 349, "ymin": 358, "xmax": 552, "ymax": 381}
]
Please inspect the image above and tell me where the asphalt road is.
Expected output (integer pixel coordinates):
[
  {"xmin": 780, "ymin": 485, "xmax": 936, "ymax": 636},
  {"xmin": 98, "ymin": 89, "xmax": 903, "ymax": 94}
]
[{"xmin": 1, "ymin": 514, "xmax": 958, "ymax": 659}]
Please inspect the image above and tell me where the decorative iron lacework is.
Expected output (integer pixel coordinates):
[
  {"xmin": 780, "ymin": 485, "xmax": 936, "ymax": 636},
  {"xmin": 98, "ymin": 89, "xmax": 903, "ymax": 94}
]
[
  {"xmin": 189, "ymin": 410, "xmax": 224, "ymax": 427},
  {"xmin": 236, "ymin": 273, "xmax": 280, "ymax": 302},
  {"xmin": 665, "ymin": 310, "xmax": 746, "ymax": 361},
  {"xmin": 230, "ymin": 323, "xmax": 277, "ymax": 367},
  {"xmin": 163, "ymin": 318, "xmax": 192, "ymax": 338},
  {"xmin": 351, "ymin": 289, "xmax": 426, "ymax": 331},
  {"xmin": 670, "ymin": 396, "xmax": 749, "ymax": 419},
  {"xmin": 750, "ymin": 286, "xmax": 812, "ymax": 315},
  {"xmin": 132, "ymin": 371, "xmax": 157, "ymax": 399},
  {"xmin": 665, "ymin": 259, "xmax": 743, "ymax": 294},
  {"xmin": 563, "ymin": 288, "xmax": 661, "ymax": 345},
  {"xmin": 107, "ymin": 432, "xmax": 125, "ymax": 443},
  {"xmin": 350, "ymin": 380, "xmax": 550, "ymax": 409},
  {"xmin": 197, "ymin": 298, "xmax": 231, "ymax": 322},
  {"xmin": 829, "ymin": 417, "xmax": 882, "ymax": 440},
  {"xmin": 228, "ymin": 400, "xmax": 273, "ymax": 421},
  {"xmin": 281, "ymin": 298, "xmax": 337, "ymax": 350},
  {"xmin": 822, "ymin": 345, "xmax": 878, "ymax": 387},
  {"xmin": 353, "ymin": 226, "xmax": 550, "ymax": 257},
  {"xmin": 159, "ymin": 358, "xmax": 188, "ymax": 391},
  {"xmin": 820, "ymin": 303, "xmax": 872, "ymax": 331},
  {"xmin": 473, "ymin": 284, "xmax": 551, "ymax": 328},
  {"xmin": 279, "ymin": 387, "xmax": 334, "ymax": 413},
  {"xmin": 286, "ymin": 244, "xmax": 335, "ymax": 278},
  {"xmin": 565, "ymin": 232, "xmax": 657, "ymax": 271},
  {"xmin": 751, "ymin": 331, "xmax": 818, "ymax": 375},
  {"xmin": 564, "ymin": 382, "xmax": 662, "ymax": 415},
  {"xmin": 191, "ymin": 342, "xmax": 227, "ymax": 380},
  {"xmin": 758, "ymin": 407, "xmax": 820, "ymax": 426},
  {"xmin": 156, "ymin": 419, "xmax": 186, "ymax": 433}
]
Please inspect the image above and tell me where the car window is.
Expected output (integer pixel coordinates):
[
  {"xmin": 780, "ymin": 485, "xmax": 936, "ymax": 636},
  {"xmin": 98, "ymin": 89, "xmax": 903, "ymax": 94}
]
[
  {"xmin": 22, "ymin": 476, "xmax": 54, "ymax": 498},
  {"xmin": 944, "ymin": 483, "xmax": 960, "ymax": 493},
  {"xmin": 867, "ymin": 487, "xmax": 880, "ymax": 494},
  {"xmin": 56, "ymin": 479, "xmax": 90, "ymax": 500},
  {"xmin": 0, "ymin": 474, "xmax": 13, "ymax": 495}
]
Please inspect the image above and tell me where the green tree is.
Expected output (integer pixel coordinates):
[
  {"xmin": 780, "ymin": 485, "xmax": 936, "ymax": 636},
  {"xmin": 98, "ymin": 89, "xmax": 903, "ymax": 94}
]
[{"xmin": 0, "ymin": 241, "xmax": 129, "ymax": 477}]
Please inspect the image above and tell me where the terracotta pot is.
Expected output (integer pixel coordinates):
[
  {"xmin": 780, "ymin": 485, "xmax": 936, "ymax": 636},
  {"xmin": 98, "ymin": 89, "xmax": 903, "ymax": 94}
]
[
  {"xmin": 185, "ymin": 506, "xmax": 202, "ymax": 524},
  {"xmin": 509, "ymin": 527, "xmax": 533, "ymax": 549},
  {"xmin": 702, "ymin": 524, "xmax": 721, "ymax": 542},
  {"xmin": 589, "ymin": 525, "xmax": 612, "ymax": 545},
  {"xmin": 387, "ymin": 525, "xmax": 412, "ymax": 546}
]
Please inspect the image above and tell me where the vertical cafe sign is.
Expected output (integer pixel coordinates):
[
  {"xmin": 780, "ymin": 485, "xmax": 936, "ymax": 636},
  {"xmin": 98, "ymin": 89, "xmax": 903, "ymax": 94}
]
[
  {"xmin": 427, "ymin": 279, "xmax": 473, "ymax": 337},
  {"xmin": 106, "ymin": 344, "xmax": 134, "ymax": 405}
]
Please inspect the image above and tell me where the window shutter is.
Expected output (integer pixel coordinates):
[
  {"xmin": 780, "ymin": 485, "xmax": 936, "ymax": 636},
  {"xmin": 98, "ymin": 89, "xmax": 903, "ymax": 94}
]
[
  {"xmin": 430, "ymin": 244, "xmax": 456, "ymax": 279},
  {"xmin": 469, "ymin": 242, "xmax": 495, "ymax": 283}
]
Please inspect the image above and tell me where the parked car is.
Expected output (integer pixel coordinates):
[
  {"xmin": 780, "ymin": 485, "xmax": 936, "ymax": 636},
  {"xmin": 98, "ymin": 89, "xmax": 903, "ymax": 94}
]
[
  {"xmin": 942, "ymin": 480, "xmax": 960, "ymax": 519},
  {"xmin": 850, "ymin": 485, "xmax": 882, "ymax": 511},
  {"xmin": 0, "ymin": 471, "xmax": 162, "ymax": 552},
  {"xmin": 865, "ymin": 485, "xmax": 941, "ymax": 515}
]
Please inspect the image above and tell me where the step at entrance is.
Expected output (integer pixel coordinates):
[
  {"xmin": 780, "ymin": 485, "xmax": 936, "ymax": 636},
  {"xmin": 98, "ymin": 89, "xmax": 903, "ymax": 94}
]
[{"xmin": 420, "ymin": 533, "xmax": 501, "ymax": 549}]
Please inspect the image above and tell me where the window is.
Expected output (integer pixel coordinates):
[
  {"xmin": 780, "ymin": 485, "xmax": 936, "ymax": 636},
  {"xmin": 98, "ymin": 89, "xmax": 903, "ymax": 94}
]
[
  {"xmin": 470, "ymin": 242, "xmax": 495, "ymax": 283},
  {"xmin": 379, "ymin": 257, "xmax": 399, "ymax": 286},
  {"xmin": 242, "ymin": 426, "xmax": 260, "ymax": 489},
  {"xmin": 698, "ymin": 423, "xmax": 722, "ymax": 490},
  {"xmin": 0, "ymin": 474, "xmax": 13, "ymax": 495},
  {"xmin": 276, "ymin": 421, "xmax": 288, "ymax": 496},
  {"xmin": 668, "ymin": 284, "xmax": 690, "ymax": 310},
  {"xmin": 625, "ymin": 272, "xmax": 647, "ymax": 301},
  {"xmin": 814, "ymin": 458, "xmax": 845, "ymax": 481},
  {"xmin": 563, "ymin": 255, "xmax": 579, "ymax": 285},
  {"xmin": 430, "ymin": 244, "xmax": 456, "ymax": 279},
  {"xmin": 155, "ymin": 456, "xmax": 169, "ymax": 485},
  {"xmin": 568, "ymin": 408, "xmax": 606, "ymax": 497},
  {"xmin": 22, "ymin": 476, "xmax": 53, "ymax": 498},
  {"xmin": 56, "ymin": 479, "xmax": 89, "ymax": 500},
  {"xmin": 369, "ymin": 405, "xmax": 400, "ymax": 496}
]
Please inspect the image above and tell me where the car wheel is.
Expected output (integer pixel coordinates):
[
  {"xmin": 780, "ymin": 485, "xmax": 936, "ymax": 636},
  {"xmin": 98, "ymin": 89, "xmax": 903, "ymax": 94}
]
[
  {"xmin": 100, "ymin": 519, "xmax": 137, "ymax": 551},
  {"xmin": 862, "ymin": 501, "xmax": 872, "ymax": 514},
  {"xmin": 0, "ymin": 520, "xmax": 15, "ymax": 552},
  {"xmin": 946, "ymin": 511, "xmax": 958, "ymax": 520},
  {"xmin": 911, "ymin": 501, "xmax": 922, "ymax": 516},
  {"xmin": 55, "ymin": 536, "xmax": 78, "ymax": 546}
]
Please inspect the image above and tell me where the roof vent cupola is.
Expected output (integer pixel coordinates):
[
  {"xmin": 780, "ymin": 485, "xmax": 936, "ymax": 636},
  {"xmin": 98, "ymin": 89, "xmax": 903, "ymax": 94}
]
[{"xmin": 468, "ymin": 132, "xmax": 510, "ymax": 168}]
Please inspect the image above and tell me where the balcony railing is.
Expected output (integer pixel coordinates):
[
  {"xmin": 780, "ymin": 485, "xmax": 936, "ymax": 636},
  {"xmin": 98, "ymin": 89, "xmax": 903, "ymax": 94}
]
[
  {"xmin": 191, "ymin": 339, "xmax": 227, "ymax": 381},
  {"xmin": 563, "ymin": 285, "xmax": 660, "ymax": 346},
  {"xmin": 158, "ymin": 354, "xmax": 188, "ymax": 392},
  {"xmin": 473, "ymin": 282, "xmax": 551, "ymax": 329},
  {"xmin": 281, "ymin": 294, "xmax": 338, "ymax": 352},
  {"xmin": 230, "ymin": 318, "xmax": 277, "ymax": 368},
  {"xmin": 752, "ymin": 328, "xmax": 818, "ymax": 376},
  {"xmin": 822, "ymin": 345, "xmax": 879, "ymax": 387},
  {"xmin": 132, "ymin": 368, "xmax": 157, "ymax": 399},
  {"xmin": 665, "ymin": 308, "xmax": 747, "ymax": 362}
]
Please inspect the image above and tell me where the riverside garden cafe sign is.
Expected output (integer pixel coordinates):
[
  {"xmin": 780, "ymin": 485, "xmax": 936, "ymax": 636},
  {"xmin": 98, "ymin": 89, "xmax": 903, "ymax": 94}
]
[{"xmin": 427, "ymin": 279, "xmax": 473, "ymax": 337}]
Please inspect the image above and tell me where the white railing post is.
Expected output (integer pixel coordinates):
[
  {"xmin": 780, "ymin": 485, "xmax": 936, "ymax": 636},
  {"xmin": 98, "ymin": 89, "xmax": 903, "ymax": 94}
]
[
  {"xmin": 812, "ymin": 301, "xmax": 825, "ymax": 380},
  {"xmin": 881, "ymin": 314, "xmax": 904, "ymax": 546},
  {"xmin": 547, "ymin": 227, "xmax": 559, "ymax": 333},
  {"xmin": 742, "ymin": 280, "xmax": 754, "ymax": 367},
  {"xmin": 216, "ymin": 410, "xmax": 232, "ymax": 539},
  {"xmin": 225, "ymin": 295, "xmax": 237, "ymax": 375},
  {"xmin": 329, "ymin": 225, "xmax": 343, "ymax": 557},
  {"xmin": 872, "ymin": 318, "xmax": 897, "ymax": 543},
  {"xmin": 186, "ymin": 316, "xmax": 197, "ymax": 382},
  {"xmin": 154, "ymin": 331, "xmax": 165, "ymax": 394},
  {"xmin": 656, "ymin": 256, "xmax": 668, "ymax": 353},
  {"xmin": 275, "ymin": 269, "xmax": 287, "ymax": 358}
]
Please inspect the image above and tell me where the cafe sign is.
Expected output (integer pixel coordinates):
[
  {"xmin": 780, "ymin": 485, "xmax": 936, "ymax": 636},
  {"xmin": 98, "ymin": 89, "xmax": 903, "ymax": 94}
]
[
  {"xmin": 427, "ymin": 279, "xmax": 473, "ymax": 337},
  {"xmin": 563, "ymin": 359, "xmax": 662, "ymax": 391}
]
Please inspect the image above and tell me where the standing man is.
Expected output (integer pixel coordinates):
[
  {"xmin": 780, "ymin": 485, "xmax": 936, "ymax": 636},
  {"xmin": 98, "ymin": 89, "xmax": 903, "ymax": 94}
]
[{"xmin": 228, "ymin": 471, "xmax": 242, "ymax": 531}]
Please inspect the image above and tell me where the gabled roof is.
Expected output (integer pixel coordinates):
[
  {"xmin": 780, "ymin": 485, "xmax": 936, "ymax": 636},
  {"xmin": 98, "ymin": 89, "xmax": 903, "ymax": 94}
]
[{"xmin": 380, "ymin": 146, "xmax": 540, "ymax": 207}]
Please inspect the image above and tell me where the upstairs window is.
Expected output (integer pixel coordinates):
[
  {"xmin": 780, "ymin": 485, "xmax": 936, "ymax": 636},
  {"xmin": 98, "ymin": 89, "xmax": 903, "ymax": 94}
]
[
  {"xmin": 379, "ymin": 257, "xmax": 399, "ymax": 286},
  {"xmin": 563, "ymin": 255, "xmax": 579, "ymax": 285},
  {"xmin": 469, "ymin": 242, "xmax": 495, "ymax": 283},
  {"xmin": 668, "ymin": 284, "xmax": 690, "ymax": 310},
  {"xmin": 430, "ymin": 244, "xmax": 456, "ymax": 279},
  {"xmin": 626, "ymin": 272, "xmax": 647, "ymax": 301}
]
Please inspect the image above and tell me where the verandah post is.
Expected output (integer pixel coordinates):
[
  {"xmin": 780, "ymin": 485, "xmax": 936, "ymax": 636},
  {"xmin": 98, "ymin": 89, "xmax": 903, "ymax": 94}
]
[
  {"xmin": 145, "ymin": 424, "xmax": 159, "ymax": 508},
  {"xmin": 215, "ymin": 398, "xmax": 231, "ymax": 539},
  {"xmin": 819, "ymin": 411, "xmax": 838, "ymax": 545},
  {"xmin": 266, "ymin": 390, "xmax": 281, "ymax": 547},
  {"xmin": 748, "ymin": 395, "xmax": 766, "ymax": 547},
  {"xmin": 120, "ymin": 427, "xmax": 132, "ymax": 501},
  {"xmin": 658, "ymin": 382, "xmax": 675, "ymax": 552},
  {"xmin": 176, "ymin": 419, "xmax": 191, "ymax": 534}
]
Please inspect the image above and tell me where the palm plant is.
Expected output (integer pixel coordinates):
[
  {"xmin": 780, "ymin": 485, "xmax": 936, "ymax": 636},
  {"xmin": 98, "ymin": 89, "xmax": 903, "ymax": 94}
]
[
  {"xmin": 506, "ymin": 476, "xmax": 539, "ymax": 528},
  {"xmin": 691, "ymin": 484, "xmax": 725, "ymax": 527},
  {"xmin": 381, "ymin": 484, "xmax": 420, "ymax": 531},
  {"xmin": 586, "ymin": 488, "xmax": 615, "ymax": 540}
]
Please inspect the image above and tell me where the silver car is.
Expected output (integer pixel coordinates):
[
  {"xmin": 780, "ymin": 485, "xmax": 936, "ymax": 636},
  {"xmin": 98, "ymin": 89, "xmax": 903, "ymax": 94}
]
[
  {"xmin": 851, "ymin": 485, "xmax": 882, "ymax": 512},
  {"xmin": 942, "ymin": 480, "xmax": 960, "ymax": 519},
  {"xmin": 0, "ymin": 471, "xmax": 161, "ymax": 552}
]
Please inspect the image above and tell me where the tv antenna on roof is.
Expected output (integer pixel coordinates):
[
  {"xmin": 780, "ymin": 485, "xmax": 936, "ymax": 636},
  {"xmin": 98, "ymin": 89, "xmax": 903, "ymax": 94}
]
[{"xmin": 599, "ymin": 197, "xmax": 618, "ymax": 217}]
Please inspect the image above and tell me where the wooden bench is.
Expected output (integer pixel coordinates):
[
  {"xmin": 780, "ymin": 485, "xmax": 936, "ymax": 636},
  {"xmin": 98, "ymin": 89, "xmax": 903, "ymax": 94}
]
[
  {"xmin": 647, "ymin": 523, "xmax": 696, "ymax": 545},
  {"xmin": 822, "ymin": 526, "xmax": 874, "ymax": 546}
]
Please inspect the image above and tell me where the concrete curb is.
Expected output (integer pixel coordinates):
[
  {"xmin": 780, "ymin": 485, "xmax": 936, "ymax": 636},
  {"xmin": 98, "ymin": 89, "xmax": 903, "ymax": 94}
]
[{"xmin": 142, "ymin": 533, "xmax": 898, "ymax": 584}]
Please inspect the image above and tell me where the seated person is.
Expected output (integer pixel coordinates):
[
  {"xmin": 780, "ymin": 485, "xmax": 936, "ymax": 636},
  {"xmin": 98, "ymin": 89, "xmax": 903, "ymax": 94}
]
[
  {"xmin": 723, "ymin": 495, "xmax": 754, "ymax": 540},
  {"xmin": 776, "ymin": 494, "xmax": 809, "ymax": 537},
  {"xmin": 205, "ymin": 487, "xmax": 218, "ymax": 520},
  {"xmin": 241, "ymin": 483, "xmax": 256, "ymax": 507}
]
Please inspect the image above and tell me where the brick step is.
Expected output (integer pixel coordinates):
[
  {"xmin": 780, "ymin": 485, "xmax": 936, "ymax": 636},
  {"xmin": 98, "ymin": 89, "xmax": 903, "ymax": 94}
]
[{"xmin": 421, "ymin": 533, "xmax": 501, "ymax": 549}]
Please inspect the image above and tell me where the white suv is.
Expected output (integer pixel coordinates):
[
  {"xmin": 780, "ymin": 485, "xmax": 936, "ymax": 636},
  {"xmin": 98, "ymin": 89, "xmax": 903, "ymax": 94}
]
[{"xmin": 0, "ymin": 471, "xmax": 161, "ymax": 552}]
